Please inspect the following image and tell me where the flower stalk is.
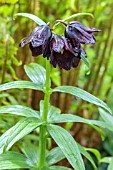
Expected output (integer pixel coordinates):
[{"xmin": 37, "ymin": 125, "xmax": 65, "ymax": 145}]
[{"xmin": 38, "ymin": 59, "xmax": 51, "ymax": 168}]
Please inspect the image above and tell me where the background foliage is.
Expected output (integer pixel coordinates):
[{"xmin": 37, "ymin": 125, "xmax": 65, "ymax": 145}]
[{"xmin": 0, "ymin": 0, "xmax": 113, "ymax": 169}]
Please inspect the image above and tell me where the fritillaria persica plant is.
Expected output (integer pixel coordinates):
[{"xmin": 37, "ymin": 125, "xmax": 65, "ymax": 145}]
[{"xmin": 0, "ymin": 13, "xmax": 112, "ymax": 170}]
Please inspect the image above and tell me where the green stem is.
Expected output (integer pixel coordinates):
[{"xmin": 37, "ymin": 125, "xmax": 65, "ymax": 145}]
[{"xmin": 38, "ymin": 59, "xmax": 51, "ymax": 168}]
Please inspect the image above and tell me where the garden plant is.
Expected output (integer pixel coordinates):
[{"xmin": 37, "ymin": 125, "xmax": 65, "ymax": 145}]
[{"xmin": 0, "ymin": 11, "xmax": 113, "ymax": 170}]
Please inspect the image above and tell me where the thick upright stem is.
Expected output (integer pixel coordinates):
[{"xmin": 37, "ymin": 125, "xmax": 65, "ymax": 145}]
[{"xmin": 38, "ymin": 59, "xmax": 51, "ymax": 168}]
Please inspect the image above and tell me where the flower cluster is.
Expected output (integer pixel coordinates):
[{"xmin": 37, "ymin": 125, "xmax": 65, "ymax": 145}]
[{"xmin": 19, "ymin": 21, "xmax": 101, "ymax": 70}]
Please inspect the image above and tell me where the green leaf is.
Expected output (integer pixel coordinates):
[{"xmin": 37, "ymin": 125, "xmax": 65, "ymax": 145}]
[
  {"xmin": 0, "ymin": 105, "xmax": 39, "ymax": 118},
  {"xmin": 77, "ymin": 143, "xmax": 97, "ymax": 170},
  {"xmin": 0, "ymin": 93, "xmax": 18, "ymax": 105},
  {"xmin": 63, "ymin": 12, "xmax": 94, "ymax": 21},
  {"xmin": 47, "ymin": 124, "xmax": 85, "ymax": 170},
  {"xmin": 99, "ymin": 108, "xmax": 113, "ymax": 131},
  {"xmin": 49, "ymin": 113, "xmax": 105, "ymax": 140},
  {"xmin": 24, "ymin": 63, "xmax": 46, "ymax": 87},
  {"xmin": 49, "ymin": 166, "xmax": 72, "ymax": 170},
  {"xmin": 53, "ymin": 86, "xmax": 112, "ymax": 114},
  {"xmin": 0, "ymin": 117, "xmax": 44, "ymax": 154},
  {"xmin": 99, "ymin": 157, "xmax": 113, "ymax": 164},
  {"xmin": 80, "ymin": 54, "xmax": 90, "ymax": 69},
  {"xmin": 40, "ymin": 100, "xmax": 61, "ymax": 119},
  {"xmin": 14, "ymin": 13, "xmax": 46, "ymax": 25},
  {"xmin": 21, "ymin": 142, "xmax": 39, "ymax": 165},
  {"xmin": 0, "ymin": 81, "xmax": 43, "ymax": 91},
  {"xmin": 88, "ymin": 124, "xmax": 105, "ymax": 141},
  {"xmin": 54, "ymin": 13, "xmax": 94, "ymax": 28},
  {"xmin": 49, "ymin": 113, "xmax": 105, "ymax": 128},
  {"xmin": 108, "ymin": 159, "xmax": 113, "ymax": 170},
  {"xmin": 46, "ymin": 147, "xmax": 65, "ymax": 165},
  {"xmin": 0, "ymin": 151, "xmax": 32, "ymax": 169},
  {"xmin": 46, "ymin": 145, "xmax": 97, "ymax": 170},
  {"xmin": 85, "ymin": 148, "xmax": 101, "ymax": 162}
]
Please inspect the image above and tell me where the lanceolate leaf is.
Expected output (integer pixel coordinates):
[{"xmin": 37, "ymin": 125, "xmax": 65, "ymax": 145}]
[
  {"xmin": 99, "ymin": 108, "xmax": 113, "ymax": 131},
  {"xmin": 24, "ymin": 63, "xmax": 46, "ymax": 87},
  {"xmin": 0, "ymin": 151, "xmax": 32, "ymax": 169},
  {"xmin": 77, "ymin": 144, "xmax": 97, "ymax": 170},
  {"xmin": 49, "ymin": 113, "xmax": 105, "ymax": 139},
  {"xmin": 0, "ymin": 81, "xmax": 43, "ymax": 91},
  {"xmin": 80, "ymin": 54, "xmax": 90, "ymax": 69},
  {"xmin": 14, "ymin": 13, "xmax": 46, "ymax": 25},
  {"xmin": 0, "ymin": 117, "xmax": 44, "ymax": 154},
  {"xmin": 49, "ymin": 114, "xmax": 105, "ymax": 128},
  {"xmin": 0, "ymin": 105, "xmax": 39, "ymax": 118},
  {"xmin": 46, "ymin": 145, "xmax": 97, "ymax": 170},
  {"xmin": 52, "ymin": 86, "xmax": 112, "ymax": 114},
  {"xmin": 54, "ymin": 13, "xmax": 93, "ymax": 27},
  {"xmin": 63, "ymin": 12, "xmax": 94, "ymax": 21},
  {"xmin": 47, "ymin": 124, "xmax": 85, "ymax": 170},
  {"xmin": 46, "ymin": 147, "xmax": 65, "ymax": 165},
  {"xmin": 21, "ymin": 142, "xmax": 39, "ymax": 165},
  {"xmin": 85, "ymin": 148, "xmax": 101, "ymax": 162}
]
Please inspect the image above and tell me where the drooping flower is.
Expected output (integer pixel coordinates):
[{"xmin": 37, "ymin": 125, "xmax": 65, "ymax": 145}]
[
  {"xmin": 50, "ymin": 34, "xmax": 85, "ymax": 70},
  {"xmin": 65, "ymin": 21, "xmax": 101, "ymax": 44},
  {"xmin": 19, "ymin": 23, "xmax": 52, "ymax": 58},
  {"xmin": 19, "ymin": 20, "xmax": 100, "ymax": 71}
]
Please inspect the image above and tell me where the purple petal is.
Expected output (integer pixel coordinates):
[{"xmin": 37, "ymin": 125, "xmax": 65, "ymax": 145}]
[
  {"xmin": 50, "ymin": 35, "xmax": 64, "ymax": 53},
  {"xmin": 50, "ymin": 49, "xmax": 76, "ymax": 70},
  {"xmin": 65, "ymin": 21, "xmax": 101, "ymax": 44},
  {"xmin": 69, "ymin": 21, "xmax": 101, "ymax": 32},
  {"xmin": 29, "ymin": 43, "xmax": 42, "ymax": 57},
  {"xmin": 31, "ymin": 25, "xmax": 52, "ymax": 47},
  {"xmin": 72, "ymin": 57, "xmax": 80, "ymax": 68},
  {"xmin": 19, "ymin": 26, "xmax": 41, "ymax": 47}
]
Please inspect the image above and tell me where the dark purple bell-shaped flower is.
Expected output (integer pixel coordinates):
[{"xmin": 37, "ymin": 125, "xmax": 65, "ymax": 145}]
[
  {"xmin": 65, "ymin": 21, "xmax": 101, "ymax": 44},
  {"xmin": 19, "ymin": 23, "xmax": 52, "ymax": 58},
  {"xmin": 50, "ymin": 34, "xmax": 83, "ymax": 70}
]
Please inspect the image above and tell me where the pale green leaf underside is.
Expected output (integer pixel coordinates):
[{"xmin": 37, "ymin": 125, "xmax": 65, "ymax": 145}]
[
  {"xmin": 53, "ymin": 86, "xmax": 112, "ymax": 114},
  {"xmin": 47, "ymin": 124, "xmax": 85, "ymax": 170},
  {"xmin": 46, "ymin": 147, "xmax": 65, "ymax": 166},
  {"xmin": 0, "ymin": 151, "xmax": 32, "ymax": 169},
  {"xmin": 24, "ymin": 63, "xmax": 46, "ymax": 87},
  {"xmin": 21, "ymin": 142, "xmax": 39, "ymax": 165},
  {"xmin": 99, "ymin": 108, "xmax": 113, "ymax": 131},
  {"xmin": 0, "ymin": 105, "xmax": 39, "ymax": 118},
  {"xmin": 49, "ymin": 113, "xmax": 105, "ymax": 139},
  {"xmin": 14, "ymin": 13, "xmax": 46, "ymax": 25},
  {"xmin": 49, "ymin": 113, "xmax": 105, "ymax": 128},
  {"xmin": 46, "ymin": 145, "xmax": 97, "ymax": 170},
  {"xmin": 0, "ymin": 81, "xmax": 43, "ymax": 91},
  {"xmin": 0, "ymin": 117, "xmax": 44, "ymax": 154}
]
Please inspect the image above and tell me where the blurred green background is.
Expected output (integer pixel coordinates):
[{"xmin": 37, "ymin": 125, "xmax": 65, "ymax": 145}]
[{"xmin": 0, "ymin": 0, "xmax": 113, "ymax": 169}]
